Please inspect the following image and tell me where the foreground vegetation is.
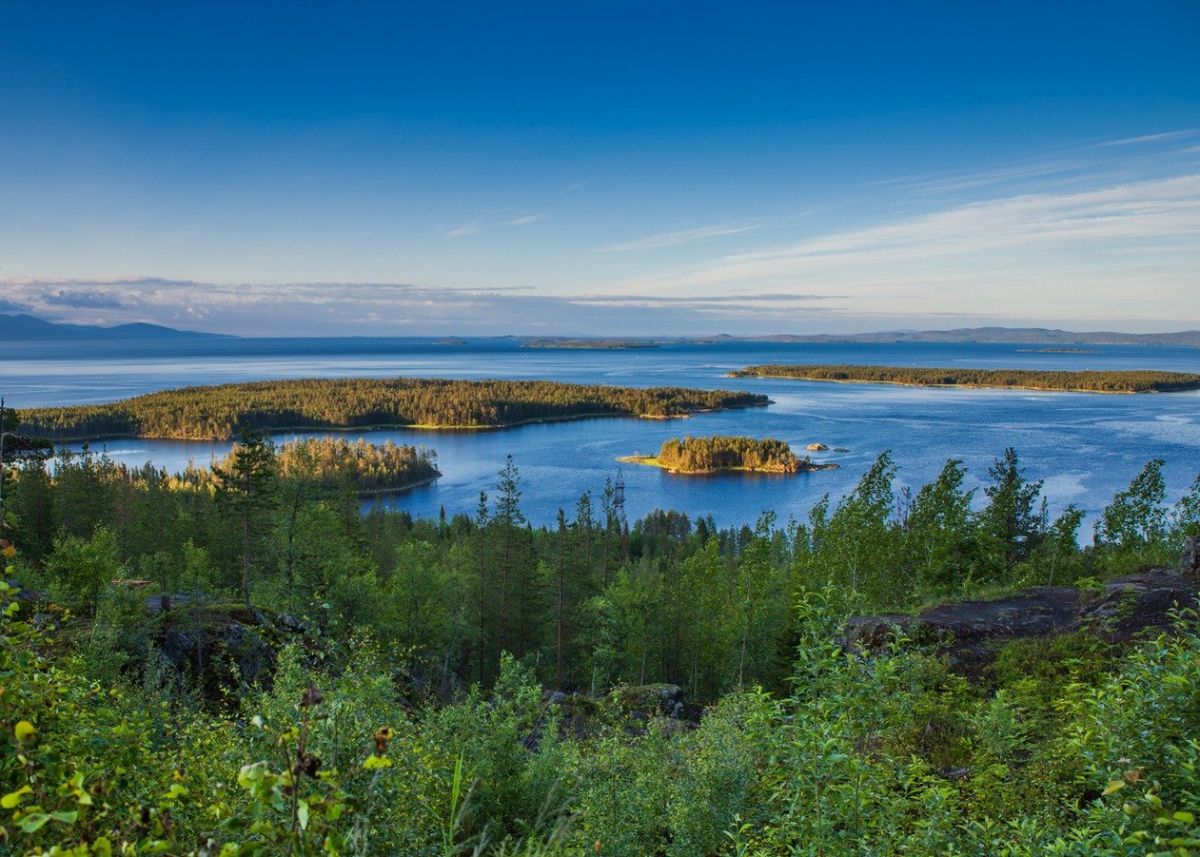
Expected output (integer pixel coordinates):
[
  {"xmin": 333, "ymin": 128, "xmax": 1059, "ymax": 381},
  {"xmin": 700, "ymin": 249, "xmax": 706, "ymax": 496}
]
[
  {"xmin": 2, "ymin": 416, "xmax": 1199, "ymax": 852},
  {"xmin": 620, "ymin": 435, "xmax": 830, "ymax": 474},
  {"xmin": 14, "ymin": 378, "xmax": 769, "ymax": 441},
  {"xmin": 732, "ymin": 364, "xmax": 1200, "ymax": 393}
]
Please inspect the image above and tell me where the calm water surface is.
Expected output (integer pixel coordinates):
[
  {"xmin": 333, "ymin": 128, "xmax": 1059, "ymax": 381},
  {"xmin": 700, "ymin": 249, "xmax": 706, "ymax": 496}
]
[{"xmin": 3, "ymin": 338, "xmax": 1198, "ymax": 528}]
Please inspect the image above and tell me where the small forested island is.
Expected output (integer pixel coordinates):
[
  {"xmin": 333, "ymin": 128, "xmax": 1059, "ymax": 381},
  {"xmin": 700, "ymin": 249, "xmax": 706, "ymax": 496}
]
[
  {"xmin": 276, "ymin": 437, "xmax": 439, "ymax": 493},
  {"xmin": 14, "ymin": 377, "xmax": 769, "ymax": 441},
  {"xmin": 180, "ymin": 436, "xmax": 440, "ymax": 495},
  {"xmin": 1017, "ymin": 347, "xmax": 1097, "ymax": 354},
  {"xmin": 731, "ymin": 364, "xmax": 1200, "ymax": 393},
  {"xmin": 620, "ymin": 435, "xmax": 837, "ymax": 474}
]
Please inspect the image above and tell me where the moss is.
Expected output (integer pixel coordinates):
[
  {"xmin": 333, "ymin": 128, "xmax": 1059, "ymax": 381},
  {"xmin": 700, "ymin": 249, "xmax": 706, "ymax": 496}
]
[{"xmin": 991, "ymin": 631, "xmax": 1114, "ymax": 705}]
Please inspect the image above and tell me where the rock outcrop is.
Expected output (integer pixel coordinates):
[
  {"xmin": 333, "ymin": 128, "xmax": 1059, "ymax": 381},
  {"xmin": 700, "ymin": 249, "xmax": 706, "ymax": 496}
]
[
  {"xmin": 845, "ymin": 559, "xmax": 1198, "ymax": 676},
  {"xmin": 151, "ymin": 599, "xmax": 307, "ymax": 702},
  {"xmin": 1182, "ymin": 536, "xmax": 1200, "ymax": 577},
  {"xmin": 545, "ymin": 683, "xmax": 696, "ymax": 741}
]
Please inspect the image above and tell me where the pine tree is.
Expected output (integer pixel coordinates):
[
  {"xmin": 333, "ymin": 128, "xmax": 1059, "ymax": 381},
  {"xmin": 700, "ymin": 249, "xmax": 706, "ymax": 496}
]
[
  {"xmin": 978, "ymin": 448, "xmax": 1043, "ymax": 578},
  {"xmin": 212, "ymin": 429, "xmax": 278, "ymax": 603}
]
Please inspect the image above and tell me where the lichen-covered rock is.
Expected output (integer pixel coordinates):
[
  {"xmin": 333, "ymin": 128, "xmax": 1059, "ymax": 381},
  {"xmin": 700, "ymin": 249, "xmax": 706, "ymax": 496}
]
[
  {"xmin": 1076, "ymin": 567, "xmax": 1199, "ymax": 640},
  {"xmin": 1182, "ymin": 536, "xmax": 1200, "ymax": 578},
  {"xmin": 618, "ymin": 683, "xmax": 688, "ymax": 719},
  {"xmin": 845, "ymin": 564, "xmax": 1198, "ymax": 677},
  {"xmin": 153, "ymin": 600, "xmax": 304, "ymax": 702}
]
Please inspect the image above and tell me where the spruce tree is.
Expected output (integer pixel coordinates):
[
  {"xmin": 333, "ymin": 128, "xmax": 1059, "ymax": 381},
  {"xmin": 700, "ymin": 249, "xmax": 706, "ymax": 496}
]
[{"xmin": 212, "ymin": 429, "xmax": 278, "ymax": 603}]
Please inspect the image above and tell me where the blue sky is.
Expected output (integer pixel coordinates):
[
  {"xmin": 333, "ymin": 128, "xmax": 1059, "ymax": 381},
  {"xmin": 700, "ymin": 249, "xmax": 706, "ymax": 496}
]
[{"xmin": 1, "ymin": 1, "xmax": 1198, "ymax": 335}]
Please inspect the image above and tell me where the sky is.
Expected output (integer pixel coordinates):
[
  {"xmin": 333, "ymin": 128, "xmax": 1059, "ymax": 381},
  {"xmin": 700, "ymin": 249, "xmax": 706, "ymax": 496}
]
[{"xmin": 1, "ymin": 1, "xmax": 1198, "ymax": 336}]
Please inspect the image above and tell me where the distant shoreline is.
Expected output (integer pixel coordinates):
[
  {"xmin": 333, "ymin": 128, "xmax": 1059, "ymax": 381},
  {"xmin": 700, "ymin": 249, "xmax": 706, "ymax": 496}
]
[
  {"xmin": 355, "ymin": 474, "xmax": 440, "ymax": 496},
  {"xmin": 731, "ymin": 374, "xmax": 1146, "ymax": 395},
  {"xmin": 38, "ymin": 409, "xmax": 729, "ymax": 445},
  {"xmin": 16, "ymin": 377, "xmax": 771, "ymax": 443},
  {"xmin": 730, "ymin": 366, "xmax": 1200, "ymax": 394}
]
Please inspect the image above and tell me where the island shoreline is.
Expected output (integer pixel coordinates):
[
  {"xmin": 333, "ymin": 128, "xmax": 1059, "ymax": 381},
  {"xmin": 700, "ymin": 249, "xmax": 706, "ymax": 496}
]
[
  {"xmin": 30, "ymin": 406, "xmax": 767, "ymax": 444},
  {"xmin": 729, "ymin": 368, "xmax": 1200, "ymax": 394}
]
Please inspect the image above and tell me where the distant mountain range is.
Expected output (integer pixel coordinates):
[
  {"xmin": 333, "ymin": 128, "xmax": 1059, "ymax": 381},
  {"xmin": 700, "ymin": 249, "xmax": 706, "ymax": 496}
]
[
  {"xmin": 516, "ymin": 328, "xmax": 1200, "ymax": 348},
  {"xmin": 0, "ymin": 313, "xmax": 226, "ymax": 341},
  {"xmin": 3, "ymin": 314, "xmax": 1198, "ymax": 347}
]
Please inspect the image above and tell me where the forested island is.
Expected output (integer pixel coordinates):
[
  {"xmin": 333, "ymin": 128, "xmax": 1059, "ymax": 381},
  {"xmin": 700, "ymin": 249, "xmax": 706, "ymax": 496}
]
[
  {"xmin": 620, "ymin": 435, "xmax": 835, "ymax": 474},
  {"xmin": 732, "ymin": 364, "xmax": 1200, "ymax": 393},
  {"xmin": 14, "ymin": 377, "xmax": 769, "ymax": 441},
  {"xmin": 178, "ymin": 436, "xmax": 441, "ymax": 496}
]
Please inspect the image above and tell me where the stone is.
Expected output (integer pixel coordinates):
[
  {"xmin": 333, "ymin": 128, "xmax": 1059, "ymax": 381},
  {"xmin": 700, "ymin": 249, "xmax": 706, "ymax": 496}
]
[
  {"xmin": 1182, "ymin": 536, "xmax": 1199, "ymax": 578},
  {"xmin": 844, "ymin": 567, "xmax": 1198, "ymax": 677},
  {"xmin": 153, "ymin": 601, "xmax": 305, "ymax": 703}
]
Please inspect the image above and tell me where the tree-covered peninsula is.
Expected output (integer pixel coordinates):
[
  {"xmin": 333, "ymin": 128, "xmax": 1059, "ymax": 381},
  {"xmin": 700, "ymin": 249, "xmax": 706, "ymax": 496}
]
[
  {"xmin": 179, "ymin": 435, "xmax": 441, "ymax": 496},
  {"xmin": 620, "ymin": 435, "xmax": 835, "ymax": 474},
  {"xmin": 731, "ymin": 364, "xmax": 1200, "ymax": 392},
  {"xmin": 14, "ymin": 377, "xmax": 769, "ymax": 441}
]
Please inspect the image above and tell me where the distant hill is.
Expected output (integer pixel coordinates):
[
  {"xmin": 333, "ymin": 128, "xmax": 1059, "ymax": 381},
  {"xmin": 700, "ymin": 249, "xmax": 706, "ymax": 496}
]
[
  {"xmin": 737, "ymin": 327, "xmax": 1200, "ymax": 348},
  {"xmin": 520, "ymin": 337, "xmax": 660, "ymax": 349},
  {"xmin": 0, "ymin": 313, "xmax": 227, "ymax": 341}
]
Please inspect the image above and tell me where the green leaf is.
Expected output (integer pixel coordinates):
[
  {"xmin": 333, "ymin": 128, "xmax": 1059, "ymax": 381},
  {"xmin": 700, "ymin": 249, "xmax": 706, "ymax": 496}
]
[
  {"xmin": 297, "ymin": 798, "xmax": 309, "ymax": 831},
  {"xmin": 1, "ymin": 786, "xmax": 32, "ymax": 809},
  {"xmin": 1102, "ymin": 779, "xmax": 1126, "ymax": 796},
  {"xmin": 17, "ymin": 812, "xmax": 50, "ymax": 833}
]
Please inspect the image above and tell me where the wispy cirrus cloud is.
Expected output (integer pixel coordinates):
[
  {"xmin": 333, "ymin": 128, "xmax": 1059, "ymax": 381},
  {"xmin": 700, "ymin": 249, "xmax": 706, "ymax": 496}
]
[
  {"xmin": 446, "ymin": 212, "xmax": 547, "ymax": 239},
  {"xmin": 597, "ymin": 223, "xmax": 759, "ymax": 253},
  {"xmin": 8, "ymin": 132, "xmax": 1199, "ymax": 336},
  {"xmin": 1098, "ymin": 129, "xmax": 1200, "ymax": 147},
  {"xmin": 874, "ymin": 129, "xmax": 1200, "ymax": 200},
  {"xmin": 608, "ymin": 172, "xmax": 1200, "ymax": 322},
  {"xmin": 570, "ymin": 292, "xmax": 837, "ymax": 308}
]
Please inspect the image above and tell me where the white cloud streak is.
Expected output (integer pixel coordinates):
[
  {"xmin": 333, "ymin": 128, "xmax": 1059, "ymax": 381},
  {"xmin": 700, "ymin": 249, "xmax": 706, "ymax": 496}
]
[
  {"xmin": 6, "ymin": 133, "xmax": 1199, "ymax": 334},
  {"xmin": 446, "ymin": 212, "xmax": 547, "ymax": 238},
  {"xmin": 597, "ymin": 223, "xmax": 760, "ymax": 253},
  {"xmin": 1098, "ymin": 129, "xmax": 1200, "ymax": 147},
  {"xmin": 609, "ymin": 174, "xmax": 1200, "ymax": 320}
]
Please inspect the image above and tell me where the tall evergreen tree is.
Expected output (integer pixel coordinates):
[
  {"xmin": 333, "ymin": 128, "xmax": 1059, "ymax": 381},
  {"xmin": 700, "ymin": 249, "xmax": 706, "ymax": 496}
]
[
  {"xmin": 472, "ymin": 490, "xmax": 492, "ymax": 684},
  {"xmin": 978, "ymin": 448, "xmax": 1043, "ymax": 577},
  {"xmin": 212, "ymin": 429, "xmax": 278, "ymax": 603},
  {"xmin": 492, "ymin": 456, "xmax": 539, "ymax": 660}
]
